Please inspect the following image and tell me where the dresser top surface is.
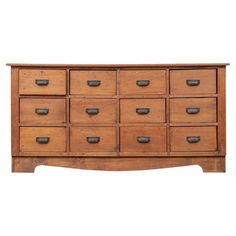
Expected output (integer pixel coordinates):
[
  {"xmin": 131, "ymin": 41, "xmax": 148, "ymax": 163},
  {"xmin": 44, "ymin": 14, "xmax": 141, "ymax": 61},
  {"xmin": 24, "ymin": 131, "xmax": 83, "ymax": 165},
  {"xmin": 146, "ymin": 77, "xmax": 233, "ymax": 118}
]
[{"xmin": 7, "ymin": 63, "xmax": 229, "ymax": 68}]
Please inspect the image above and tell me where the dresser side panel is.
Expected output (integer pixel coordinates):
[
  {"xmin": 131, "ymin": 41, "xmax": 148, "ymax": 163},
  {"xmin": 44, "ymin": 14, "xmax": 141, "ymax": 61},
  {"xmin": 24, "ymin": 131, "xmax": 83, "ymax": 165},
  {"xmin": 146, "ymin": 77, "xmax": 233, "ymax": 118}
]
[
  {"xmin": 11, "ymin": 68, "xmax": 20, "ymax": 156},
  {"xmin": 217, "ymin": 67, "xmax": 226, "ymax": 155}
]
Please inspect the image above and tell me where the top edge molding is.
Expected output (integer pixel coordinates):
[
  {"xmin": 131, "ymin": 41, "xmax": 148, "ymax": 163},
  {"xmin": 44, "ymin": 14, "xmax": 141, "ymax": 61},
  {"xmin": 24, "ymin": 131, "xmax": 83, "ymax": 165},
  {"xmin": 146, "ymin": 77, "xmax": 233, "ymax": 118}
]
[{"xmin": 6, "ymin": 63, "xmax": 230, "ymax": 68}]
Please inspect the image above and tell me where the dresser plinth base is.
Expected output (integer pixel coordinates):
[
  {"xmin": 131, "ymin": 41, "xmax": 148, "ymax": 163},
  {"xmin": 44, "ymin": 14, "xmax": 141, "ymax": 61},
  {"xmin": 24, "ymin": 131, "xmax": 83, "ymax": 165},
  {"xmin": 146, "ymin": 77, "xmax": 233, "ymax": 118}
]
[{"xmin": 12, "ymin": 156, "xmax": 225, "ymax": 173}]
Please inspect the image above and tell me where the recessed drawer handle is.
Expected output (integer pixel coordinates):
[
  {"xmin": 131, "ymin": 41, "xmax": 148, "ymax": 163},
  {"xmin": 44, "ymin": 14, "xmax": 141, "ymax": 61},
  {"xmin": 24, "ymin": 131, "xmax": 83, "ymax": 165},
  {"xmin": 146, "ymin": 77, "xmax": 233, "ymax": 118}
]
[
  {"xmin": 186, "ymin": 108, "xmax": 200, "ymax": 114},
  {"xmin": 35, "ymin": 108, "xmax": 49, "ymax": 115},
  {"xmin": 136, "ymin": 80, "xmax": 150, "ymax": 87},
  {"xmin": 87, "ymin": 80, "xmax": 101, "ymax": 87},
  {"xmin": 137, "ymin": 136, "xmax": 150, "ymax": 143},
  {"xmin": 36, "ymin": 137, "xmax": 50, "ymax": 144},
  {"xmin": 136, "ymin": 108, "xmax": 150, "ymax": 115},
  {"xmin": 35, "ymin": 79, "xmax": 49, "ymax": 86},
  {"xmin": 186, "ymin": 80, "xmax": 200, "ymax": 86},
  {"xmin": 87, "ymin": 137, "xmax": 100, "ymax": 143},
  {"xmin": 186, "ymin": 136, "xmax": 200, "ymax": 143},
  {"xmin": 86, "ymin": 108, "xmax": 99, "ymax": 115}
]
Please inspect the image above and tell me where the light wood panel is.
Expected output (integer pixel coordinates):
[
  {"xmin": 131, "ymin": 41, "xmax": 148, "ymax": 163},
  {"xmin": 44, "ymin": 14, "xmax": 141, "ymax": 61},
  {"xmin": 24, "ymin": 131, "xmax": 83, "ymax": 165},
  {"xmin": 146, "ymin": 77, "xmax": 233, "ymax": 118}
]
[
  {"xmin": 170, "ymin": 127, "xmax": 217, "ymax": 152},
  {"xmin": 70, "ymin": 98, "xmax": 116, "ymax": 124},
  {"xmin": 20, "ymin": 127, "xmax": 67, "ymax": 152},
  {"xmin": 170, "ymin": 69, "xmax": 217, "ymax": 94},
  {"xmin": 70, "ymin": 127, "xmax": 116, "ymax": 152},
  {"xmin": 20, "ymin": 98, "xmax": 66, "ymax": 124},
  {"xmin": 70, "ymin": 70, "xmax": 116, "ymax": 95},
  {"xmin": 120, "ymin": 126, "xmax": 166, "ymax": 152},
  {"xmin": 120, "ymin": 98, "xmax": 165, "ymax": 123},
  {"xmin": 120, "ymin": 70, "xmax": 166, "ymax": 95},
  {"xmin": 170, "ymin": 98, "xmax": 217, "ymax": 123},
  {"xmin": 19, "ymin": 69, "xmax": 66, "ymax": 95}
]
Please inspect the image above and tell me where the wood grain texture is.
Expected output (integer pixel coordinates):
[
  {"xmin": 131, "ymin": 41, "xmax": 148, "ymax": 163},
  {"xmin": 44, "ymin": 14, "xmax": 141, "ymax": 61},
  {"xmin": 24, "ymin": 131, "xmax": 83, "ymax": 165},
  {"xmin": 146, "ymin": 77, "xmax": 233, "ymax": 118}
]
[
  {"xmin": 120, "ymin": 70, "xmax": 166, "ymax": 95},
  {"xmin": 116, "ymin": 69, "xmax": 120, "ymax": 155},
  {"xmin": 217, "ymin": 68, "xmax": 226, "ymax": 155},
  {"xmin": 20, "ymin": 127, "xmax": 67, "ymax": 152},
  {"xmin": 70, "ymin": 98, "xmax": 117, "ymax": 124},
  {"xmin": 19, "ymin": 69, "xmax": 66, "ymax": 95},
  {"xmin": 20, "ymin": 98, "xmax": 66, "ymax": 124},
  {"xmin": 120, "ymin": 98, "xmax": 165, "ymax": 123},
  {"xmin": 170, "ymin": 127, "xmax": 217, "ymax": 152},
  {"xmin": 70, "ymin": 70, "xmax": 116, "ymax": 95},
  {"xmin": 12, "ymin": 157, "xmax": 225, "ymax": 173},
  {"xmin": 166, "ymin": 69, "xmax": 170, "ymax": 156},
  {"xmin": 16, "ymin": 150, "xmax": 219, "ymax": 157},
  {"xmin": 18, "ymin": 152, "xmax": 118, "ymax": 157},
  {"xmin": 11, "ymin": 68, "xmax": 19, "ymax": 156},
  {"xmin": 120, "ymin": 126, "xmax": 166, "ymax": 152},
  {"xmin": 169, "ymin": 94, "xmax": 218, "ymax": 98},
  {"xmin": 170, "ymin": 69, "xmax": 217, "ymax": 94},
  {"xmin": 7, "ymin": 63, "xmax": 230, "ymax": 68},
  {"xmin": 170, "ymin": 98, "xmax": 217, "ymax": 123},
  {"xmin": 66, "ymin": 69, "xmax": 70, "ymax": 153},
  {"xmin": 70, "ymin": 126, "xmax": 117, "ymax": 152}
]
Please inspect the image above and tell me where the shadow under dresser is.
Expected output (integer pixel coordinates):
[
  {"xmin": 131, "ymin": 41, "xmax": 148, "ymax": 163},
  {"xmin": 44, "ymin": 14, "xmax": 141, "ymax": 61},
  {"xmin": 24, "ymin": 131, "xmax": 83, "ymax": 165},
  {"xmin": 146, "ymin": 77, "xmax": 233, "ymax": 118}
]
[{"xmin": 7, "ymin": 63, "xmax": 228, "ymax": 172}]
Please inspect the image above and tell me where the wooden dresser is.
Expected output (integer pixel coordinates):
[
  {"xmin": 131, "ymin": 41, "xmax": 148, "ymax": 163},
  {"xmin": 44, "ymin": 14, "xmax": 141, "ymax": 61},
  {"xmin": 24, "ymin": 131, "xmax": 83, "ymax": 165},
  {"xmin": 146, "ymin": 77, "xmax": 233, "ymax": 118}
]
[{"xmin": 8, "ymin": 63, "xmax": 228, "ymax": 172}]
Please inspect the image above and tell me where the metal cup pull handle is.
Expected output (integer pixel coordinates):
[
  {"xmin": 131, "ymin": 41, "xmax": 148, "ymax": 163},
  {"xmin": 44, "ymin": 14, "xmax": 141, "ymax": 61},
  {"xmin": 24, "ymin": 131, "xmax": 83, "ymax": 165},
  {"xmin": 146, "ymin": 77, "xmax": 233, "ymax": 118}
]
[
  {"xmin": 136, "ymin": 108, "xmax": 150, "ymax": 115},
  {"xmin": 87, "ymin": 80, "xmax": 101, "ymax": 87},
  {"xmin": 186, "ymin": 136, "xmax": 200, "ymax": 143},
  {"xmin": 186, "ymin": 80, "xmax": 200, "ymax": 86},
  {"xmin": 86, "ymin": 108, "xmax": 99, "ymax": 115},
  {"xmin": 35, "ymin": 108, "xmax": 49, "ymax": 115},
  {"xmin": 186, "ymin": 108, "xmax": 200, "ymax": 114},
  {"xmin": 35, "ymin": 79, "xmax": 49, "ymax": 86},
  {"xmin": 36, "ymin": 137, "xmax": 50, "ymax": 144},
  {"xmin": 137, "ymin": 136, "xmax": 150, "ymax": 143},
  {"xmin": 87, "ymin": 137, "xmax": 100, "ymax": 143},
  {"xmin": 136, "ymin": 80, "xmax": 150, "ymax": 87}
]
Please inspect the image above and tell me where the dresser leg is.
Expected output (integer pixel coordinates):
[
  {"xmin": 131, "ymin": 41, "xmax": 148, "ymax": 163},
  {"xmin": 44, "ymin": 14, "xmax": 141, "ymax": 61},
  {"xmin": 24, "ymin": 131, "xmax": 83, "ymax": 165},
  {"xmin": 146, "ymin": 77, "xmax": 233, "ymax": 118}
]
[
  {"xmin": 198, "ymin": 157, "xmax": 225, "ymax": 172},
  {"xmin": 12, "ymin": 157, "xmax": 37, "ymax": 173}
]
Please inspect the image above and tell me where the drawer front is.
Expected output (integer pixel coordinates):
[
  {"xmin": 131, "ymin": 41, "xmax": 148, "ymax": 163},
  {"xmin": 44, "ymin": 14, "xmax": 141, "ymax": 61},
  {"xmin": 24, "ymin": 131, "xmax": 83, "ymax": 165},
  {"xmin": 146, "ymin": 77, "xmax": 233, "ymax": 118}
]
[
  {"xmin": 170, "ymin": 69, "xmax": 216, "ymax": 94},
  {"xmin": 20, "ymin": 127, "xmax": 66, "ymax": 152},
  {"xmin": 120, "ymin": 99, "xmax": 165, "ymax": 123},
  {"xmin": 70, "ymin": 127, "xmax": 116, "ymax": 152},
  {"xmin": 70, "ymin": 99, "xmax": 116, "ymax": 124},
  {"xmin": 170, "ymin": 127, "xmax": 217, "ymax": 152},
  {"xmin": 19, "ymin": 69, "xmax": 66, "ymax": 95},
  {"xmin": 120, "ymin": 70, "xmax": 166, "ymax": 95},
  {"xmin": 20, "ymin": 99, "xmax": 66, "ymax": 124},
  {"xmin": 170, "ymin": 98, "xmax": 217, "ymax": 123},
  {"xmin": 70, "ymin": 70, "xmax": 116, "ymax": 95},
  {"xmin": 120, "ymin": 127, "xmax": 166, "ymax": 152}
]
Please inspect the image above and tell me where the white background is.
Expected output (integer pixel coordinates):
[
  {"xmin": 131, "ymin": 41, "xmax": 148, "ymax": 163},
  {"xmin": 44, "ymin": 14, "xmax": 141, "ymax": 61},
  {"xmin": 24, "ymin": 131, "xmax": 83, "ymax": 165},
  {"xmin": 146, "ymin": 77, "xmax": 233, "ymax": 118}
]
[{"xmin": 0, "ymin": 0, "xmax": 235, "ymax": 235}]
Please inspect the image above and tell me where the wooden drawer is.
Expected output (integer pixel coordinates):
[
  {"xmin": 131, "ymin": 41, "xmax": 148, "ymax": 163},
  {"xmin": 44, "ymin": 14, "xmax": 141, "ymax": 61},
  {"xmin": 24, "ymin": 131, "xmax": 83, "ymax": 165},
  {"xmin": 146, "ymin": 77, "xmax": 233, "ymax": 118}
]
[
  {"xmin": 120, "ymin": 70, "xmax": 166, "ymax": 95},
  {"xmin": 20, "ymin": 127, "xmax": 67, "ymax": 152},
  {"xmin": 170, "ymin": 127, "xmax": 217, "ymax": 152},
  {"xmin": 70, "ymin": 127, "xmax": 116, "ymax": 152},
  {"xmin": 70, "ymin": 70, "xmax": 116, "ymax": 95},
  {"xmin": 120, "ymin": 127, "xmax": 166, "ymax": 152},
  {"xmin": 19, "ymin": 69, "xmax": 66, "ymax": 95},
  {"xmin": 170, "ymin": 98, "xmax": 217, "ymax": 123},
  {"xmin": 120, "ymin": 99, "xmax": 165, "ymax": 123},
  {"xmin": 70, "ymin": 98, "xmax": 116, "ymax": 124},
  {"xmin": 20, "ymin": 98, "xmax": 66, "ymax": 124},
  {"xmin": 170, "ymin": 69, "xmax": 216, "ymax": 94}
]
